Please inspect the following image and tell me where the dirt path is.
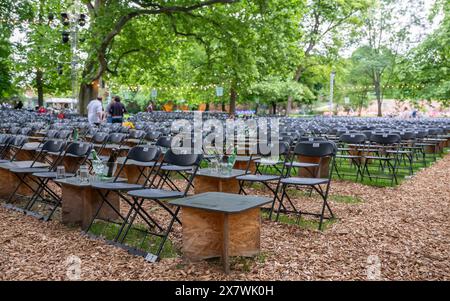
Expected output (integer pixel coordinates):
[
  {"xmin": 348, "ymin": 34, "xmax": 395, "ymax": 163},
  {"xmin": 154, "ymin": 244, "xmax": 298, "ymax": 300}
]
[{"xmin": 0, "ymin": 155, "xmax": 449, "ymax": 280}]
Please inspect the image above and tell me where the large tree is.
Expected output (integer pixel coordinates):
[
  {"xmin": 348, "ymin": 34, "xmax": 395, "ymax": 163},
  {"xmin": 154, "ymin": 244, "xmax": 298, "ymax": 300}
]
[
  {"xmin": 76, "ymin": 0, "xmax": 242, "ymax": 114},
  {"xmin": 358, "ymin": 0, "xmax": 432, "ymax": 116},
  {"xmin": 286, "ymin": 0, "xmax": 369, "ymax": 114}
]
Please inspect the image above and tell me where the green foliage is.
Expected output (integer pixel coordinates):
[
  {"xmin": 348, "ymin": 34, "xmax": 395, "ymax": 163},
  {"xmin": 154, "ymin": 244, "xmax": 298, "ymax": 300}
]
[
  {"xmin": 392, "ymin": 0, "xmax": 449, "ymax": 103},
  {"xmin": 248, "ymin": 77, "xmax": 314, "ymax": 105}
]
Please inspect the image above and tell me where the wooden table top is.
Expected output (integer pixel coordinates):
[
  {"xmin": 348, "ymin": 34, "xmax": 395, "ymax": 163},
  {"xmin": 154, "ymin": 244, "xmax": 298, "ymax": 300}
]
[
  {"xmin": 194, "ymin": 168, "xmax": 246, "ymax": 179},
  {"xmin": 169, "ymin": 192, "xmax": 271, "ymax": 213}
]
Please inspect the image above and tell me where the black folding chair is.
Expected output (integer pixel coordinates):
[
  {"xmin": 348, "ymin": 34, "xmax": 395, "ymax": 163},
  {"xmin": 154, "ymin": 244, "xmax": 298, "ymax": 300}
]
[
  {"xmin": 86, "ymin": 146, "xmax": 162, "ymax": 244},
  {"xmin": 1, "ymin": 135, "xmax": 28, "ymax": 161},
  {"xmin": 236, "ymin": 142, "xmax": 290, "ymax": 219},
  {"xmin": 5, "ymin": 140, "xmax": 67, "ymax": 206},
  {"xmin": 124, "ymin": 150, "xmax": 203, "ymax": 262},
  {"xmin": 334, "ymin": 133, "xmax": 366, "ymax": 181},
  {"xmin": 361, "ymin": 133, "xmax": 401, "ymax": 185},
  {"xmin": 26, "ymin": 142, "xmax": 92, "ymax": 221},
  {"xmin": 276, "ymin": 141, "xmax": 337, "ymax": 230}
]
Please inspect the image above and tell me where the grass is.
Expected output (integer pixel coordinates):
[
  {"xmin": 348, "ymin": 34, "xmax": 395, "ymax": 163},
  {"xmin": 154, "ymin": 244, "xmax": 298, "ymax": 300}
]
[
  {"xmin": 261, "ymin": 211, "xmax": 337, "ymax": 231},
  {"xmin": 333, "ymin": 149, "xmax": 448, "ymax": 187},
  {"xmin": 89, "ymin": 220, "xmax": 179, "ymax": 259}
]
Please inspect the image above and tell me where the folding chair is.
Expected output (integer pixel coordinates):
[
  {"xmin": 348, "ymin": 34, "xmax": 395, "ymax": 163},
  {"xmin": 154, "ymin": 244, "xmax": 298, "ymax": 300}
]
[
  {"xmin": 236, "ymin": 142, "xmax": 290, "ymax": 219},
  {"xmin": 124, "ymin": 150, "xmax": 203, "ymax": 262},
  {"xmin": 361, "ymin": 133, "xmax": 401, "ymax": 185},
  {"xmin": 276, "ymin": 141, "xmax": 337, "ymax": 230},
  {"xmin": 26, "ymin": 142, "xmax": 92, "ymax": 221},
  {"xmin": 86, "ymin": 145, "xmax": 161, "ymax": 244},
  {"xmin": 5, "ymin": 140, "xmax": 67, "ymax": 206},
  {"xmin": 1, "ymin": 135, "xmax": 29, "ymax": 162},
  {"xmin": 334, "ymin": 133, "xmax": 366, "ymax": 181}
]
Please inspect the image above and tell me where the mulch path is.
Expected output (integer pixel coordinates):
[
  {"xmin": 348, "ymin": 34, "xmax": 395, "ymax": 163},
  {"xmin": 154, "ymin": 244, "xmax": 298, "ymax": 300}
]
[{"xmin": 0, "ymin": 155, "xmax": 449, "ymax": 280}]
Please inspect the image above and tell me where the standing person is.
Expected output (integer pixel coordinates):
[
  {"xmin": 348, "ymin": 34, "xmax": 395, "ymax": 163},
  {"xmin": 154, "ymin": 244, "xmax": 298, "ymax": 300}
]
[
  {"xmin": 87, "ymin": 96, "xmax": 103, "ymax": 126},
  {"xmin": 147, "ymin": 101, "xmax": 154, "ymax": 113},
  {"xmin": 109, "ymin": 96, "xmax": 126, "ymax": 124},
  {"xmin": 105, "ymin": 97, "xmax": 114, "ymax": 123}
]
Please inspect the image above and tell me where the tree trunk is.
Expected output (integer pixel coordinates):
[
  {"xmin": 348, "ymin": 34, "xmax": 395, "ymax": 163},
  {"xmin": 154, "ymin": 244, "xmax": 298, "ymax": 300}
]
[
  {"xmin": 286, "ymin": 66, "xmax": 303, "ymax": 115},
  {"xmin": 205, "ymin": 102, "xmax": 210, "ymax": 111},
  {"xmin": 271, "ymin": 101, "xmax": 277, "ymax": 115},
  {"xmin": 36, "ymin": 69, "xmax": 44, "ymax": 107},
  {"xmin": 221, "ymin": 100, "xmax": 225, "ymax": 112},
  {"xmin": 374, "ymin": 80, "xmax": 382, "ymax": 117},
  {"xmin": 229, "ymin": 86, "xmax": 237, "ymax": 115},
  {"xmin": 78, "ymin": 80, "xmax": 99, "ymax": 115}
]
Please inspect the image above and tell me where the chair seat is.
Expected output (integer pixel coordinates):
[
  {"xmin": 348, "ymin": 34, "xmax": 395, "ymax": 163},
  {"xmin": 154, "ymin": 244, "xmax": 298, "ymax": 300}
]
[
  {"xmin": 128, "ymin": 188, "xmax": 184, "ymax": 199},
  {"xmin": 160, "ymin": 165, "xmax": 192, "ymax": 172},
  {"xmin": 255, "ymin": 158, "xmax": 282, "ymax": 165},
  {"xmin": 286, "ymin": 162, "xmax": 319, "ymax": 168},
  {"xmin": 9, "ymin": 167, "xmax": 50, "ymax": 174},
  {"xmin": 386, "ymin": 150, "xmax": 411, "ymax": 154},
  {"xmin": 32, "ymin": 171, "xmax": 76, "ymax": 178},
  {"xmin": 236, "ymin": 174, "xmax": 279, "ymax": 182},
  {"xmin": 363, "ymin": 156, "xmax": 392, "ymax": 160},
  {"xmin": 281, "ymin": 177, "xmax": 329, "ymax": 185},
  {"xmin": 336, "ymin": 155, "xmax": 361, "ymax": 159},
  {"xmin": 91, "ymin": 182, "xmax": 143, "ymax": 191}
]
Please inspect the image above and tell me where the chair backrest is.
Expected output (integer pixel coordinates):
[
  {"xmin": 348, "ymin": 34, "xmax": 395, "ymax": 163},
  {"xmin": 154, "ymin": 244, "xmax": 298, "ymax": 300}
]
[
  {"xmin": 156, "ymin": 136, "xmax": 172, "ymax": 148},
  {"xmin": 298, "ymin": 136, "xmax": 327, "ymax": 142},
  {"xmin": 20, "ymin": 128, "xmax": 32, "ymax": 136},
  {"xmin": 128, "ymin": 130, "xmax": 145, "ymax": 140},
  {"xmin": 163, "ymin": 149, "xmax": 203, "ymax": 166},
  {"xmin": 370, "ymin": 133, "xmax": 401, "ymax": 145},
  {"xmin": 57, "ymin": 130, "xmax": 72, "ymax": 140},
  {"xmin": 253, "ymin": 141, "xmax": 290, "ymax": 157},
  {"xmin": 339, "ymin": 133, "xmax": 366, "ymax": 144},
  {"xmin": 399, "ymin": 131, "xmax": 416, "ymax": 141},
  {"xmin": 92, "ymin": 132, "xmax": 109, "ymax": 144},
  {"xmin": 65, "ymin": 142, "xmax": 92, "ymax": 157},
  {"xmin": 145, "ymin": 131, "xmax": 161, "ymax": 141},
  {"xmin": 127, "ymin": 145, "xmax": 161, "ymax": 162},
  {"xmin": 46, "ymin": 130, "xmax": 59, "ymax": 139},
  {"xmin": 293, "ymin": 141, "xmax": 337, "ymax": 157},
  {"xmin": 41, "ymin": 140, "xmax": 67, "ymax": 153},
  {"xmin": 108, "ymin": 133, "xmax": 127, "ymax": 144},
  {"xmin": 12, "ymin": 135, "xmax": 28, "ymax": 146}
]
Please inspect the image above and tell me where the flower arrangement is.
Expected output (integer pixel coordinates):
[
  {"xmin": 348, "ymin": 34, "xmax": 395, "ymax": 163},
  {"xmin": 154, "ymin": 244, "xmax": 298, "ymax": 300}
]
[{"xmin": 122, "ymin": 121, "xmax": 135, "ymax": 129}]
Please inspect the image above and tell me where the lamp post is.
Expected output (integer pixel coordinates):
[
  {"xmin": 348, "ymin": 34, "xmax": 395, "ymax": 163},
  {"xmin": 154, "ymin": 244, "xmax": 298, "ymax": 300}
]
[
  {"xmin": 329, "ymin": 70, "xmax": 336, "ymax": 114},
  {"xmin": 49, "ymin": 1, "xmax": 86, "ymax": 107}
]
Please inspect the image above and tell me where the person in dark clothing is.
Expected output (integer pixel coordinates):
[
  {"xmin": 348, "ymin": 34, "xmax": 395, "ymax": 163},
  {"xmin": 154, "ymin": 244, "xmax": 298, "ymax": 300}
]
[
  {"xmin": 109, "ymin": 96, "xmax": 127, "ymax": 123},
  {"xmin": 15, "ymin": 101, "xmax": 23, "ymax": 110}
]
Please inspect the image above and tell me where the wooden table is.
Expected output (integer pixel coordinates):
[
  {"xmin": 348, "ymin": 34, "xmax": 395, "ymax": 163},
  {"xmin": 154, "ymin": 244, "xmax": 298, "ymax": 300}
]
[
  {"xmin": 170, "ymin": 192, "xmax": 271, "ymax": 273},
  {"xmin": 54, "ymin": 177, "xmax": 125, "ymax": 230},
  {"xmin": 193, "ymin": 168, "xmax": 246, "ymax": 194},
  {"xmin": 0, "ymin": 161, "xmax": 49, "ymax": 199}
]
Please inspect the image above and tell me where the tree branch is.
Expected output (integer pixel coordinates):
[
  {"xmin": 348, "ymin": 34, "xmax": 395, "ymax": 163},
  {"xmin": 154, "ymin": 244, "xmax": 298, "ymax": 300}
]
[{"xmin": 89, "ymin": 0, "xmax": 239, "ymax": 81}]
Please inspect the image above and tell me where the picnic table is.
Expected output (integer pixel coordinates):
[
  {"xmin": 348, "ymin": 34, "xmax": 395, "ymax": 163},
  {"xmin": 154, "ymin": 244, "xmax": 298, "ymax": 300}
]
[{"xmin": 170, "ymin": 192, "xmax": 271, "ymax": 273}]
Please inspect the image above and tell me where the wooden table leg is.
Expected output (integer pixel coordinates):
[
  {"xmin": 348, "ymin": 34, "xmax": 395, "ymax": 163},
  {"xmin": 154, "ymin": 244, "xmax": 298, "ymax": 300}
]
[{"xmin": 222, "ymin": 213, "xmax": 230, "ymax": 274}]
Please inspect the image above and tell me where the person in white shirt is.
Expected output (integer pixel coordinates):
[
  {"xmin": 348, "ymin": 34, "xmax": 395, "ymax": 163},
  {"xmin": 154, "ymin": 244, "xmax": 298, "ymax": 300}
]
[{"xmin": 87, "ymin": 97, "xmax": 103, "ymax": 125}]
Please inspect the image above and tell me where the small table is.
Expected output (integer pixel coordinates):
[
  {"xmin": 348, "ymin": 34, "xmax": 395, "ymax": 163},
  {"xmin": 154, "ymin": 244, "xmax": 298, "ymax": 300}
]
[
  {"xmin": 55, "ymin": 177, "xmax": 126, "ymax": 229},
  {"xmin": 193, "ymin": 168, "xmax": 246, "ymax": 194},
  {"xmin": 0, "ymin": 161, "xmax": 49, "ymax": 198},
  {"xmin": 170, "ymin": 192, "xmax": 271, "ymax": 273}
]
